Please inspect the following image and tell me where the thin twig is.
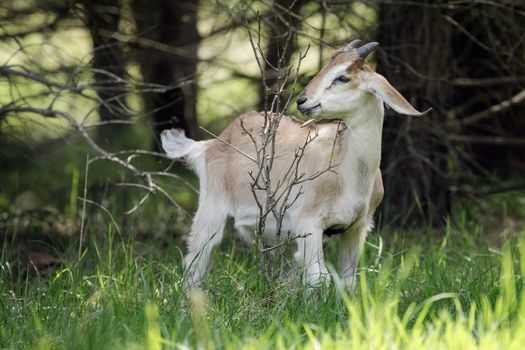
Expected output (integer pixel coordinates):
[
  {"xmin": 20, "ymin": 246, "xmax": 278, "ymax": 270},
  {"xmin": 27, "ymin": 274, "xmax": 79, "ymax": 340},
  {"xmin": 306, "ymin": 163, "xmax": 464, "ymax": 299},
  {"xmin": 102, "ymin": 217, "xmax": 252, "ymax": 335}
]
[
  {"xmin": 78, "ymin": 155, "xmax": 89, "ymax": 260},
  {"xmin": 199, "ymin": 126, "xmax": 257, "ymax": 163},
  {"xmin": 79, "ymin": 197, "xmax": 122, "ymax": 236}
]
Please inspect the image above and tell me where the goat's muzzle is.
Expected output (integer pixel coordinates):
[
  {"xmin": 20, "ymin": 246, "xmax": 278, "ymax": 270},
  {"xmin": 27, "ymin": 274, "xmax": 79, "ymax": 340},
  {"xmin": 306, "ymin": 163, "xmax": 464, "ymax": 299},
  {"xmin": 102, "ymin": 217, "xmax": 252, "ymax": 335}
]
[{"xmin": 298, "ymin": 103, "xmax": 321, "ymax": 116}]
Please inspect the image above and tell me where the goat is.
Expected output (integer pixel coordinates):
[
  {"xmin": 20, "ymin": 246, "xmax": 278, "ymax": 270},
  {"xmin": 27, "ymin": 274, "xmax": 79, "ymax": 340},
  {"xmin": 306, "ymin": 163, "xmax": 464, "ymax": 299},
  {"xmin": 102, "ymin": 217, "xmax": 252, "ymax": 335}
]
[{"xmin": 161, "ymin": 39, "xmax": 428, "ymax": 291}]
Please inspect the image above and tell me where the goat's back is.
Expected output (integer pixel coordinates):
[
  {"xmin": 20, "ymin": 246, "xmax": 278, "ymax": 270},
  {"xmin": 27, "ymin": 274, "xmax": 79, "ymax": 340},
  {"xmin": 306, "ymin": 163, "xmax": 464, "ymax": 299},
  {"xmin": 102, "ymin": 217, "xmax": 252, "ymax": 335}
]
[{"xmin": 202, "ymin": 112, "xmax": 347, "ymax": 212}]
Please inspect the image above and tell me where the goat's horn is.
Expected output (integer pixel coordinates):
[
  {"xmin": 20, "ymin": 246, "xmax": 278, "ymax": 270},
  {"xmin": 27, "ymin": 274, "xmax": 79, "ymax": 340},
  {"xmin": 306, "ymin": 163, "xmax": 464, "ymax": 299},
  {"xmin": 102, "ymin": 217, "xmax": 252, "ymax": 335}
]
[
  {"xmin": 356, "ymin": 42, "xmax": 379, "ymax": 59},
  {"xmin": 344, "ymin": 39, "xmax": 362, "ymax": 51}
]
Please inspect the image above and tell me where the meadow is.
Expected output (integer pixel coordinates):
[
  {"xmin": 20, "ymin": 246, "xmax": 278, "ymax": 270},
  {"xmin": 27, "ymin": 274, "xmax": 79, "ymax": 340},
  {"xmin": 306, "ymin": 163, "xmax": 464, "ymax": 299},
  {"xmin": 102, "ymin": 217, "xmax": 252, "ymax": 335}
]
[{"xmin": 1, "ymin": 198, "xmax": 524, "ymax": 349}]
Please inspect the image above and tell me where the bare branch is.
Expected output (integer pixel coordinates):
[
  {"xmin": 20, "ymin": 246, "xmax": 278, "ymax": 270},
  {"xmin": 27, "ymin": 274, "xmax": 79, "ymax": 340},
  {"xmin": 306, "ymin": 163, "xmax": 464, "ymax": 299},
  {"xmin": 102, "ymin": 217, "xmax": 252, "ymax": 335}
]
[
  {"xmin": 449, "ymin": 135, "xmax": 525, "ymax": 146},
  {"xmin": 450, "ymin": 89, "xmax": 525, "ymax": 128},
  {"xmin": 199, "ymin": 126, "xmax": 257, "ymax": 163},
  {"xmin": 0, "ymin": 104, "xmax": 191, "ymax": 215}
]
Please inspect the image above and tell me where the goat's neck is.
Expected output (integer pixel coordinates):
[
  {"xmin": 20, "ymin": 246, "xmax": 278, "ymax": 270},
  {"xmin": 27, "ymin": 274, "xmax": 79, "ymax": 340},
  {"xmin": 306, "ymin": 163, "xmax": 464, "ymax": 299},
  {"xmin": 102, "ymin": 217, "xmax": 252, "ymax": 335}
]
[{"xmin": 340, "ymin": 95, "xmax": 384, "ymax": 197}]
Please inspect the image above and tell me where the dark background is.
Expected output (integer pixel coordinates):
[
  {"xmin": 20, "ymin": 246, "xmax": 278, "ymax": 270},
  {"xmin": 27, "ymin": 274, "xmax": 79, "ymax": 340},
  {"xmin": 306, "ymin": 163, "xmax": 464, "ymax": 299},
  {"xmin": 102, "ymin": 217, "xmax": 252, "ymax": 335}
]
[{"xmin": 1, "ymin": 0, "xmax": 524, "ymax": 255}]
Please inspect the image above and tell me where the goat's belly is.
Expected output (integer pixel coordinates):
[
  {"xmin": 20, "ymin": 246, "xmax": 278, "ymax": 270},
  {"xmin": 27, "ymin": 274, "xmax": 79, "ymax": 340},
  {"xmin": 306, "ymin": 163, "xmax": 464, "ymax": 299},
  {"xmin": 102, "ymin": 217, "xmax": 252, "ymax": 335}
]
[{"xmin": 233, "ymin": 215, "xmax": 293, "ymax": 245}]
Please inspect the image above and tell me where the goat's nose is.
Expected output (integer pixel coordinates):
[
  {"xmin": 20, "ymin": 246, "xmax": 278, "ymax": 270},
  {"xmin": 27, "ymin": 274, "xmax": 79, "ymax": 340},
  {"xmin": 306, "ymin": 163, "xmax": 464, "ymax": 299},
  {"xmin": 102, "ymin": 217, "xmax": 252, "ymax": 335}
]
[{"xmin": 296, "ymin": 94, "xmax": 307, "ymax": 106}]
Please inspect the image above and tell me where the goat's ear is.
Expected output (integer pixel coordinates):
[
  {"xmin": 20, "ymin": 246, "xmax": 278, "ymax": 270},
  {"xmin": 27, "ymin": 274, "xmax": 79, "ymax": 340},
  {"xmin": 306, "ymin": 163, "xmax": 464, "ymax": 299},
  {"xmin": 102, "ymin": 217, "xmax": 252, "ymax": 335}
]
[{"xmin": 365, "ymin": 73, "xmax": 431, "ymax": 116}]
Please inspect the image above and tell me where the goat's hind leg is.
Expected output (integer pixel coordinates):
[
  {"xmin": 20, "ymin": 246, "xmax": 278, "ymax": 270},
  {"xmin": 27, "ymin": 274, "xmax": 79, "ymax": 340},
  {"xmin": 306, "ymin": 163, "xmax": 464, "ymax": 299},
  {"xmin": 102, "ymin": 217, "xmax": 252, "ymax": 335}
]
[{"xmin": 184, "ymin": 202, "xmax": 227, "ymax": 291}]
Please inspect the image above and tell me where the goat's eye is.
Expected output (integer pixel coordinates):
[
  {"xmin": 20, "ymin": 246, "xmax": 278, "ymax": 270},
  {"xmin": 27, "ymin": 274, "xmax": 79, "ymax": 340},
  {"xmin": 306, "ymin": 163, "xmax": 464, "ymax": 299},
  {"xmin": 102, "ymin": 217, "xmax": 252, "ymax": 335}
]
[{"xmin": 335, "ymin": 75, "xmax": 350, "ymax": 83}]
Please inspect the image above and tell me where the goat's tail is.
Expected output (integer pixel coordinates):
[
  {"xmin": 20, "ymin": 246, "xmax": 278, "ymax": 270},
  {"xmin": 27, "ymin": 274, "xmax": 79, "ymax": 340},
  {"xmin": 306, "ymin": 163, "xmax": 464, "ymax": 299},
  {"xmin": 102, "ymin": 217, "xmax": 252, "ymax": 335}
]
[{"xmin": 161, "ymin": 129, "xmax": 210, "ymax": 176}]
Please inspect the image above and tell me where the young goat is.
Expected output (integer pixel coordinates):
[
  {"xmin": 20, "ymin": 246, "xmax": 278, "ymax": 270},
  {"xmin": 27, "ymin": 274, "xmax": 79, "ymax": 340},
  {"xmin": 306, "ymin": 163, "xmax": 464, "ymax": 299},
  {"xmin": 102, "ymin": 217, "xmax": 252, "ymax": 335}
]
[{"xmin": 162, "ymin": 40, "xmax": 428, "ymax": 291}]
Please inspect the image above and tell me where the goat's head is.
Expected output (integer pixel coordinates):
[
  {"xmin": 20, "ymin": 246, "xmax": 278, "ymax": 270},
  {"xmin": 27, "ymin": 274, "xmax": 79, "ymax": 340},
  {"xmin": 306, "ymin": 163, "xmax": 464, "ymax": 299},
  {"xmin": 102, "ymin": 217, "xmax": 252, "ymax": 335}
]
[{"xmin": 297, "ymin": 39, "xmax": 428, "ymax": 118}]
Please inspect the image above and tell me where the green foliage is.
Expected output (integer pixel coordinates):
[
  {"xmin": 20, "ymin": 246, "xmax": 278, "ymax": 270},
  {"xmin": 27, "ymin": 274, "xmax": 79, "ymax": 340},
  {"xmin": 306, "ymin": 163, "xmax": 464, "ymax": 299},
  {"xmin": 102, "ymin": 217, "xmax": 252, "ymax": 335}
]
[{"xmin": 0, "ymin": 219, "xmax": 523, "ymax": 349}]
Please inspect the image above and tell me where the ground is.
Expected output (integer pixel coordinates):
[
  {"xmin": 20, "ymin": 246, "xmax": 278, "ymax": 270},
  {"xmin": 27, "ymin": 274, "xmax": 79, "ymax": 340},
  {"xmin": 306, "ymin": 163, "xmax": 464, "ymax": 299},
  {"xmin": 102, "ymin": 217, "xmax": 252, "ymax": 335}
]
[{"xmin": 0, "ymin": 196, "xmax": 524, "ymax": 349}]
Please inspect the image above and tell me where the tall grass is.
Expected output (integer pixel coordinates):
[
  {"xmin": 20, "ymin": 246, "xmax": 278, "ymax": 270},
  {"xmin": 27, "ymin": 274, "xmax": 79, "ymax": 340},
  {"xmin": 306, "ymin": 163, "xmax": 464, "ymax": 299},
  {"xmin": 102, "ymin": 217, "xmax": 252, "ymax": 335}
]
[{"xmin": 0, "ymin": 220, "xmax": 523, "ymax": 349}]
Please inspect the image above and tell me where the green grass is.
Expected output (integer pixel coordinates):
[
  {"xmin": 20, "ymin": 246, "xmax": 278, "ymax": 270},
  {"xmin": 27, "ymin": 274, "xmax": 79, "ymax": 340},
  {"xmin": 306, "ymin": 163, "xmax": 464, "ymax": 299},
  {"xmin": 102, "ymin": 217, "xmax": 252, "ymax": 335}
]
[{"xmin": 0, "ymin": 217, "xmax": 524, "ymax": 349}]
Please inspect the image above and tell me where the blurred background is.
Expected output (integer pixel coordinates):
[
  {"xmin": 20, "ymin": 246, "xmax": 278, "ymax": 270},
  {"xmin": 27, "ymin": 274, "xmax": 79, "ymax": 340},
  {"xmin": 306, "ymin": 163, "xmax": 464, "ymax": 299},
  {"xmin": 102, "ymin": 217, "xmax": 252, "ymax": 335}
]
[{"xmin": 1, "ymin": 0, "xmax": 524, "ymax": 272}]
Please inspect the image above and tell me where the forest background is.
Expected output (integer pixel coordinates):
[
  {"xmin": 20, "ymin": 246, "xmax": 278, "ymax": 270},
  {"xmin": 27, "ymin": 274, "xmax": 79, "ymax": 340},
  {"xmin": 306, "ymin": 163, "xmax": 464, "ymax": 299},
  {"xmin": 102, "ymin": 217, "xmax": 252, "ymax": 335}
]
[{"xmin": 0, "ymin": 1, "xmax": 524, "ymax": 348}]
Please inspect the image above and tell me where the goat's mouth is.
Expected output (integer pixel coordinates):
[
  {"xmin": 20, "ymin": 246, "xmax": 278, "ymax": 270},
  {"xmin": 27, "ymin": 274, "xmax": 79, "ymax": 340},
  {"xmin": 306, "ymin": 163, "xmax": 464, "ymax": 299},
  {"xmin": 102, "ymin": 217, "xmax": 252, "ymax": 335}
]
[{"xmin": 298, "ymin": 103, "xmax": 321, "ymax": 116}]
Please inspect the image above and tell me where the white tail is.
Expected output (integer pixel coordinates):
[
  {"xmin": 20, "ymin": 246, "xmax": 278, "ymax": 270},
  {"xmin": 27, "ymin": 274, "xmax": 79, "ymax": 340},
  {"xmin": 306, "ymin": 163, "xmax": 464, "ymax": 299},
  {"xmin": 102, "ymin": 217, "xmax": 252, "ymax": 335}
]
[
  {"xmin": 161, "ymin": 129, "xmax": 199, "ymax": 159},
  {"xmin": 161, "ymin": 129, "xmax": 210, "ymax": 176}
]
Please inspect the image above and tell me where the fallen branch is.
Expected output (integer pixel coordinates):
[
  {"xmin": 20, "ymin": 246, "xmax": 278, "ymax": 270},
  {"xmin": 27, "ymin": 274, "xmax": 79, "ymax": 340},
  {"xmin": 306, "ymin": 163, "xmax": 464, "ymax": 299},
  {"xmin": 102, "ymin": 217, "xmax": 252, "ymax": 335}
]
[
  {"xmin": 449, "ymin": 135, "xmax": 525, "ymax": 146},
  {"xmin": 450, "ymin": 183, "xmax": 525, "ymax": 196},
  {"xmin": 450, "ymin": 89, "xmax": 525, "ymax": 128}
]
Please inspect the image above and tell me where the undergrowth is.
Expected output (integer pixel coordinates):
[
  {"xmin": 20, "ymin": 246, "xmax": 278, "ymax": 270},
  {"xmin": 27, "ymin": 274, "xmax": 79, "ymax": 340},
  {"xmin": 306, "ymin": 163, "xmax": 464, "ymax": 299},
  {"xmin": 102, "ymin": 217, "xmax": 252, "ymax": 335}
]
[{"xmin": 0, "ymin": 217, "xmax": 524, "ymax": 349}]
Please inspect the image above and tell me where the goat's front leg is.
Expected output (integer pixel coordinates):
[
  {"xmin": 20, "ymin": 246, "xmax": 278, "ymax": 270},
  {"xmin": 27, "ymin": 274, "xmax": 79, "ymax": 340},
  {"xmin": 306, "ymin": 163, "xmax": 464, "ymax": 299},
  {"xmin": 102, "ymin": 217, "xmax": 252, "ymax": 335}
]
[
  {"xmin": 184, "ymin": 204, "xmax": 227, "ymax": 292},
  {"xmin": 293, "ymin": 222, "xmax": 329, "ymax": 288},
  {"xmin": 338, "ymin": 221, "xmax": 368, "ymax": 292}
]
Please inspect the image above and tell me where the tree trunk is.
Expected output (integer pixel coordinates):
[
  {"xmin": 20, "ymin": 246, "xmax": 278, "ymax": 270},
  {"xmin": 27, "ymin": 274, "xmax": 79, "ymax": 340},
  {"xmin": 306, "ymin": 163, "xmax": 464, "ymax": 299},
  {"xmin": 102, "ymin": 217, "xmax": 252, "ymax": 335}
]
[
  {"xmin": 378, "ymin": 1, "xmax": 525, "ymax": 225},
  {"xmin": 83, "ymin": 0, "xmax": 129, "ymax": 143},
  {"xmin": 258, "ymin": 0, "xmax": 304, "ymax": 112},
  {"xmin": 132, "ymin": 0, "xmax": 200, "ymax": 146},
  {"xmin": 377, "ymin": 2, "xmax": 453, "ymax": 225}
]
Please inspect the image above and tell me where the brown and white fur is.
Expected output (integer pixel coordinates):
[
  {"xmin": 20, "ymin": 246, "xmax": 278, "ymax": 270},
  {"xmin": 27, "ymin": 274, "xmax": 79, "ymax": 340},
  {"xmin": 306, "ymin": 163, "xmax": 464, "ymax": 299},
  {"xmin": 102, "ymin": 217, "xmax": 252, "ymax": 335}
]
[{"xmin": 161, "ymin": 40, "xmax": 428, "ymax": 292}]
